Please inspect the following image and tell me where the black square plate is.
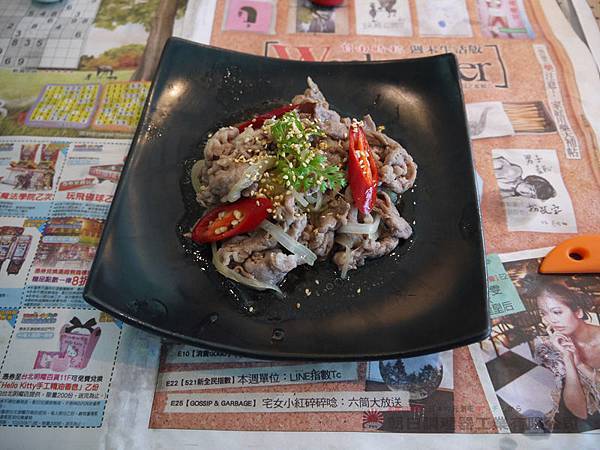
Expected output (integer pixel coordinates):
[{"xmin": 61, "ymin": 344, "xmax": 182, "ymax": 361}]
[{"xmin": 84, "ymin": 38, "xmax": 489, "ymax": 360}]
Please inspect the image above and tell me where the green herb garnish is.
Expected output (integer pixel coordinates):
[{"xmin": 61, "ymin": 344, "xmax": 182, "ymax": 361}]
[{"xmin": 269, "ymin": 111, "xmax": 346, "ymax": 193}]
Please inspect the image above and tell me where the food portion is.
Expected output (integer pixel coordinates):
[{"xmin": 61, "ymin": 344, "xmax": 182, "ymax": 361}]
[{"xmin": 189, "ymin": 78, "xmax": 417, "ymax": 293}]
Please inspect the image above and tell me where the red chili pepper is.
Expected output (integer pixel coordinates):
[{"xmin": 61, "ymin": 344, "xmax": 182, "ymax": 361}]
[
  {"xmin": 192, "ymin": 197, "xmax": 272, "ymax": 243},
  {"xmin": 236, "ymin": 102, "xmax": 315, "ymax": 132},
  {"xmin": 348, "ymin": 124, "xmax": 378, "ymax": 214}
]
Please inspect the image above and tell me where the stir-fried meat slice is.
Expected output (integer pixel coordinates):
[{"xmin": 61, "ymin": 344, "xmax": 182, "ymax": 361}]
[
  {"xmin": 214, "ymin": 209, "xmax": 308, "ymax": 286},
  {"xmin": 332, "ymin": 192, "xmax": 412, "ymax": 271},
  {"xmin": 217, "ymin": 230, "xmax": 276, "ymax": 265},
  {"xmin": 292, "ymin": 77, "xmax": 349, "ymax": 139},
  {"xmin": 373, "ymin": 190, "xmax": 413, "ymax": 240},
  {"xmin": 302, "ymin": 192, "xmax": 351, "ymax": 258},
  {"xmin": 363, "ymin": 115, "xmax": 417, "ymax": 194},
  {"xmin": 240, "ymin": 250, "xmax": 299, "ymax": 285},
  {"xmin": 197, "ymin": 127, "xmax": 272, "ymax": 206}
]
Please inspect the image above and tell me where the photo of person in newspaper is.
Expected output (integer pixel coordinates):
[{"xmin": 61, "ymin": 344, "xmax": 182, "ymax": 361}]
[
  {"xmin": 492, "ymin": 156, "xmax": 556, "ymax": 200},
  {"xmin": 296, "ymin": 0, "xmax": 336, "ymax": 33},
  {"xmin": 479, "ymin": 254, "xmax": 600, "ymax": 433},
  {"xmin": 533, "ymin": 281, "xmax": 600, "ymax": 431}
]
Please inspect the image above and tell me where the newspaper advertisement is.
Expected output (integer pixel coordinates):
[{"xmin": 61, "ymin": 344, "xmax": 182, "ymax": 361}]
[{"xmin": 474, "ymin": 248, "xmax": 600, "ymax": 433}]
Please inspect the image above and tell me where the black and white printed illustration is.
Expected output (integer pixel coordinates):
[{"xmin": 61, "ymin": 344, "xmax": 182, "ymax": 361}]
[
  {"xmin": 466, "ymin": 101, "xmax": 515, "ymax": 139},
  {"xmin": 492, "ymin": 149, "xmax": 576, "ymax": 233},
  {"xmin": 355, "ymin": 0, "xmax": 412, "ymax": 37}
]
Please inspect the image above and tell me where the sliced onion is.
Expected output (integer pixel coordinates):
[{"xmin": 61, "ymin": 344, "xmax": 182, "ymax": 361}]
[
  {"xmin": 190, "ymin": 159, "xmax": 205, "ymax": 193},
  {"xmin": 340, "ymin": 245, "xmax": 352, "ymax": 279},
  {"xmin": 259, "ymin": 220, "xmax": 317, "ymax": 266},
  {"xmin": 335, "ymin": 235, "xmax": 354, "ymax": 279},
  {"xmin": 211, "ymin": 243, "xmax": 282, "ymax": 295},
  {"xmin": 339, "ymin": 215, "xmax": 381, "ymax": 235},
  {"xmin": 292, "ymin": 191, "xmax": 308, "ymax": 208},
  {"xmin": 369, "ymin": 228, "xmax": 380, "ymax": 241},
  {"xmin": 334, "ymin": 234, "xmax": 353, "ymax": 247},
  {"xmin": 225, "ymin": 156, "xmax": 275, "ymax": 203}
]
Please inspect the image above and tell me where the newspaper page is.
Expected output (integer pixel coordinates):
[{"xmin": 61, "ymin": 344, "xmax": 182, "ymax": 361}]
[
  {"xmin": 146, "ymin": 0, "xmax": 600, "ymax": 434},
  {"xmin": 0, "ymin": 137, "xmax": 130, "ymax": 427},
  {"xmin": 473, "ymin": 248, "xmax": 600, "ymax": 433},
  {"xmin": 0, "ymin": 0, "xmax": 200, "ymax": 432},
  {"xmin": 150, "ymin": 345, "xmax": 459, "ymax": 432},
  {"xmin": 0, "ymin": 0, "xmax": 598, "ymax": 444}
]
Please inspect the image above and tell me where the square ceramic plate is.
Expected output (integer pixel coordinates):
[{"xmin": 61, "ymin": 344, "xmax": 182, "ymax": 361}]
[{"xmin": 84, "ymin": 38, "xmax": 489, "ymax": 360}]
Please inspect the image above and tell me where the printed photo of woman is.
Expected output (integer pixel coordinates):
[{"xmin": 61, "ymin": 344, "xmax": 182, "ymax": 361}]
[
  {"xmin": 534, "ymin": 281, "xmax": 600, "ymax": 432},
  {"xmin": 479, "ymin": 254, "xmax": 599, "ymax": 433}
]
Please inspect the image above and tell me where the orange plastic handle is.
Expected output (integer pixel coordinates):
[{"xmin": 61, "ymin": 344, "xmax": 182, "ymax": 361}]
[{"xmin": 539, "ymin": 234, "xmax": 600, "ymax": 274}]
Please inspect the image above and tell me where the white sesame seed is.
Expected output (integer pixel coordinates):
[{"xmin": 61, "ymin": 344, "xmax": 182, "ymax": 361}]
[
  {"xmin": 305, "ymin": 288, "xmax": 311, "ymax": 296},
  {"xmin": 357, "ymin": 288, "xmax": 361, "ymax": 294}
]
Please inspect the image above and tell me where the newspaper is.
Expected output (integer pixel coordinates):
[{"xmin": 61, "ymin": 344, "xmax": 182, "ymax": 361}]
[
  {"xmin": 150, "ymin": 346, "xmax": 456, "ymax": 432},
  {"xmin": 472, "ymin": 248, "xmax": 600, "ymax": 433},
  {"xmin": 1, "ymin": 0, "xmax": 599, "ymax": 447}
]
